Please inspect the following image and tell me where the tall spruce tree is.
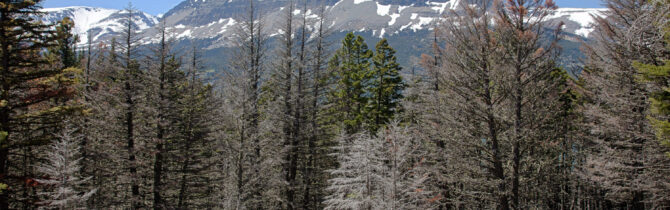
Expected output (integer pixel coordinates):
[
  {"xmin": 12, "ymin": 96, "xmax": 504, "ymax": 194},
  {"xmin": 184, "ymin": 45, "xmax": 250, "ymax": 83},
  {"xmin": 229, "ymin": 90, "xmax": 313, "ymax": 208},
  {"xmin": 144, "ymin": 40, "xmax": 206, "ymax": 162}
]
[
  {"xmin": 326, "ymin": 33, "xmax": 372, "ymax": 134},
  {"xmin": 145, "ymin": 22, "xmax": 184, "ymax": 209},
  {"xmin": 119, "ymin": 5, "xmax": 144, "ymax": 208},
  {"xmin": 172, "ymin": 47, "xmax": 218, "ymax": 209},
  {"xmin": 366, "ymin": 38, "xmax": 404, "ymax": 133},
  {"xmin": 55, "ymin": 17, "xmax": 79, "ymax": 69},
  {"xmin": 427, "ymin": 0, "xmax": 508, "ymax": 207},
  {"xmin": 494, "ymin": 0, "xmax": 562, "ymax": 208},
  {"xmin": 303, "ymin": 4, "xmax": 334, "ymax": 209}
]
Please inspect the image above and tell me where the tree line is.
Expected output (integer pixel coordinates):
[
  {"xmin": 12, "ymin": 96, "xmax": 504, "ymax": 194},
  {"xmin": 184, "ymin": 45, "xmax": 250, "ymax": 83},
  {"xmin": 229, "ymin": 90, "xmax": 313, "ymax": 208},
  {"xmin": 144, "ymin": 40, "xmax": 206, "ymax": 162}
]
[{"xmin": 0, "ymin": 0, "xmax": 669, "ymax": 209}]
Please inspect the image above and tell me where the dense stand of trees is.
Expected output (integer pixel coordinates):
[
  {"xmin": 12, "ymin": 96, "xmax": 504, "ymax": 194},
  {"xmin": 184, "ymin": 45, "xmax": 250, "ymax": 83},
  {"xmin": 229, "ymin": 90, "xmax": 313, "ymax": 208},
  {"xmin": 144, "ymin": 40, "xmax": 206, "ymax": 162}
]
[{"xmin": 0, "ymin": 0, "xmax": 669, "ymax": 209}]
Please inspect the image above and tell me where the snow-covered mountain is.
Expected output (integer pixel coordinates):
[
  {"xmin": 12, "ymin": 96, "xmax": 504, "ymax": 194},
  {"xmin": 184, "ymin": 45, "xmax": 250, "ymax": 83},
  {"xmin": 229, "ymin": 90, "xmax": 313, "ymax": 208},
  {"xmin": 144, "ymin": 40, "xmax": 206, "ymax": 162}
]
[
  {"xmin": 39, "ymin": 0, "xmax": 606, "ymax": 69},
  {"xmin": 548, "ymin": 8, "xmax": 608, "ymax": 38},
  {"xmin": 40, "ymin": 1, "xmax": 605, "ymax": 45},
  {"xmin": 38, "ymin": 6, "xmax": 159, "ymax": 45},
  {"xmin": 160, "ymin": 0, "xmax": 603, "ymax": 42}
]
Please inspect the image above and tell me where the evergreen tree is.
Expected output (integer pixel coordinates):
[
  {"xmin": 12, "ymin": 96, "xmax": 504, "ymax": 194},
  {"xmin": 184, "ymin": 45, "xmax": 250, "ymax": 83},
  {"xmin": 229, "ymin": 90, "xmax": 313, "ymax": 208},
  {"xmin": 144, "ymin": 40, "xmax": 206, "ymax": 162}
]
[
  {"xmin": 494, "ymin": 0, "xmax": 562, "ymax": 208},
  {"xmin": 635, "ymin": 4, "xmax": 670, "ymax": 156},
  {"xmin": 636, "ymin": 60, "xmax": 670, "ymax": 155},
  {"xmin": 218, "ymin": 1, "xmax": 279, "ymax": 208},
  {"xmin": 54, "ymin": 17, "xmax": 79, "ymax": 68},
  {"xmin": 118, "ymin": 6, "xmax": 145, "ymax": 208},
  {"xmin": 82, "ymin": 5, "xmax": 151, "ymax": 208},
  {"xmin": 326, "ymin": 33, "xmax": 372, "ymax": 134},
  {"xmin": 267, "ymin": 2, "xmax": 298, "ymax": 207},
  {"xmin": 303, "ymin": 4, "xmax": 334, "ymax": 209},
  {"xmin": 161, "ymin": 47, "xmax": 217, "ymax": 209},
  {"xmin": 83, "ymin": 37, "xmax": 128, "ymax": 208},
  {"xmin": 366, "ymin": 39, "xmax": 404, "ymax": 133},
  {"xmin": 0, "ymin": 1, "xmax": 80, "ymax": 208},
  {"xmin": 145, "ymin": 22, "xmax": 184, "ymax": 209},
  {"xmin": 427, "ymin": 1, "xmax": 508, "ymax": 207}
]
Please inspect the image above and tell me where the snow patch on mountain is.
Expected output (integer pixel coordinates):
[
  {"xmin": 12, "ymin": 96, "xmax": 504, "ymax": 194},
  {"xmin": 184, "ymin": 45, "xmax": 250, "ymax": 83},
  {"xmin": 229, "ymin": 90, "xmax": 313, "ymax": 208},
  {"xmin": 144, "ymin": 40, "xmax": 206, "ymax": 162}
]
[
  {"xmin": 39, "ymin": 6, "xmax": 159, "ymax": 45},
  {"xmin": 40, "ymin": 0, "xmax": 607, "ymax": 48},
  {"xmin": 548, "ymin": 8, "xmax": 607, "ymax": 37},
  {"xmin": 41, "ymin": 7, "xmax": 116, "ymax": 34},
  {"xmin": 389, "ymin": 13, "xmax": 400, "ymax": 25},
  {"xmin": 377, "ymin": 3, "xmax": 391, "ymax": 16},
  {"xmin": 550, "ymin": 8, "xmax": 605, "ymax": 26},
  {"xmin": 428, "ymin": 1, "xmax": 449, "ymax": 14}
]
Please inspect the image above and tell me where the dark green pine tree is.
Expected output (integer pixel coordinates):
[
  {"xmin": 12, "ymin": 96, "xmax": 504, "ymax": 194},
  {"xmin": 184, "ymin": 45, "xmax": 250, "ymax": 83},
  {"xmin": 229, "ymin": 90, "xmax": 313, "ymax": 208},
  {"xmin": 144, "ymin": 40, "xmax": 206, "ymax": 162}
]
[
  {"xmin": 366, "ymin": 38, "xmax": 405, "ymax": 133},
  {"xmin": 171, "ymin": 47, "xmax": 218, "ymax": 209},
  {"xmin": 326, "ymin": 32, "xmax": 372, "ymax": 134},
  {"xmin": 47, "ymin": 16, "xmax": 82, "ymax": 108},
  {"xmin": 0, "ymin": 0, "xmax": 81, "ymax": 208},
  {"xmin": 148, "ymin": 23, "xmax": 185, "ymax": 209},
  {"xmin": 54, "ymin": 17, "xmax": 79, "ymax": 68}
]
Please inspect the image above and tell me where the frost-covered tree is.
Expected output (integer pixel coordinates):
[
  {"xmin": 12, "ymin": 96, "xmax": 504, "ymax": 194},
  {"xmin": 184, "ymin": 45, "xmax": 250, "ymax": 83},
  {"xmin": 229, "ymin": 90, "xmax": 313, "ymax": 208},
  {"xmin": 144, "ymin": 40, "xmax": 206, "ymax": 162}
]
[
  {"xmin": 36, "ymin": 125, "xmax": 96, "ymax": 210},
  {"xmin": 377, "ymin": 122, "xmax": 434, "ymax": 210},
  {"xmin": 324, "ymin": 132, "xmax": 384, "ymax": 210},
  {"xmin": 325, "ymin": 122, "xmax": 433, "ymax": 210}
]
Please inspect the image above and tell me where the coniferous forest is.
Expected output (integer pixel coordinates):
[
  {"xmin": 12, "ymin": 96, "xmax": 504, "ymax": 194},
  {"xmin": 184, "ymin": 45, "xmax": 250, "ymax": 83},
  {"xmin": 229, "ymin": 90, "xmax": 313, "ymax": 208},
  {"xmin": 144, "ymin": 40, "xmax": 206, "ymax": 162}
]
[{"xmin": 1, "ymin": 0, "xmax": 670, "ymax": 209}]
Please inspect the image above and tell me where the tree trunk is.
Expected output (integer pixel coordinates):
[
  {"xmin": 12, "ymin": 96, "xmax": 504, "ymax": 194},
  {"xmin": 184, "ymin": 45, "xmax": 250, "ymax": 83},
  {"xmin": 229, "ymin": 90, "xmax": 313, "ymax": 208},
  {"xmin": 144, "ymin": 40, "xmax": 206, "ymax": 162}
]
[
  {"xmin": 153, "ymin": 26, "xmax": 168, "ymax": 210},
  {"xmin": 125, "ymin": 9, "xmax": 140, "ymax": 209},
  {"xmin": 0, "ymin": 9, "xmax": 11, "ymax": 209}
]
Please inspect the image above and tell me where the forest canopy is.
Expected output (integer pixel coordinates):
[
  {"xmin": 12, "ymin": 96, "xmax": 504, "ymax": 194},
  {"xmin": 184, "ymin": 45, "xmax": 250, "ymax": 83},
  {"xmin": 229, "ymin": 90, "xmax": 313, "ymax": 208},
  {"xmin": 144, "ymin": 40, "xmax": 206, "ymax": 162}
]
[{"xmin": 0, "ymin": 0, "xmax": 669, "ymax": 209}]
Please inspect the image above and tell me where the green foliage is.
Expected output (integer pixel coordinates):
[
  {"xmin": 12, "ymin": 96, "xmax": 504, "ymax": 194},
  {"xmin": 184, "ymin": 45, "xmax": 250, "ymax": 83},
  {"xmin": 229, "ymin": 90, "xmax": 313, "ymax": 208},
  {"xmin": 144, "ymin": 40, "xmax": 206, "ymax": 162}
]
[
  {"xmin": 0, "ymin": 0, "xmax": 82, "ymax": 207},
  {"xmin": 327, "ymin": 34, "xmax": 406, "ymax": 135},
  {"xmin": 551, "ymin": 68, "xmax": 582, "ymax": 113},
  {"xmin": 635, "ymin": 4, "xmax": 670, "ymax": 156},
  {"xmin": 327, "ymin": 32, "xmax": 373, "ymax": 134},
  {"xmin": 366, "ymin": 38, "xmax": 405, "ymax": 133},
  {"xmin": 636, "ymin": 61, "xmax": 670, "ymax": 155},
  {"xmin": 0, "ymin": 131, "xmax": 6, "ymax": 146},
  {"xmin": 55, "ymin": 17, "xmax": 80, "ymax": 68}
]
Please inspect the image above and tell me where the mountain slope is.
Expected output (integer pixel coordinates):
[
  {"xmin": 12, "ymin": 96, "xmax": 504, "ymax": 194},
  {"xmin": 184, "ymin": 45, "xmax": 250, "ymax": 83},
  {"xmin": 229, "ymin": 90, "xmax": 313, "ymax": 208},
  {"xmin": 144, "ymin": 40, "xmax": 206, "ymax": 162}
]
[
  {"xmin": 40, "ymin": 0, "xmax": 606, "ymax": 70},
  {"xmin": 39, "ymin": 6, "xmax": 159, "ymax": 44}
]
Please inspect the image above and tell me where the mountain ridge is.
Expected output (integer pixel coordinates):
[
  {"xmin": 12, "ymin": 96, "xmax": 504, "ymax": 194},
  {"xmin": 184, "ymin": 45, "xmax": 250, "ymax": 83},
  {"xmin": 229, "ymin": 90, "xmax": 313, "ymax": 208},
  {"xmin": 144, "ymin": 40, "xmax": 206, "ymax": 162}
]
[
  {"xmin": 39, "ymin": 0, "xmax": 606, "ymax": 70},
  {"xmin": 39, "ymin": 6, "xmax": 159, "ymax": 44},
  {"xmin": 40, "ymin": 0, "xmax": 605, "ymax": 45}
]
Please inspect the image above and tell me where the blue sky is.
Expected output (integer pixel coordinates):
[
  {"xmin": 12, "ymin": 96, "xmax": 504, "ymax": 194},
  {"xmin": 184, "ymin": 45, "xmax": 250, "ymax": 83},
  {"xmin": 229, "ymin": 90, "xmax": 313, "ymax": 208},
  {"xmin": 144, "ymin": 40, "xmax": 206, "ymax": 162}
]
[{"xmin": 41, "ymin": 0, "xmax": 605, "ymax": 15}]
